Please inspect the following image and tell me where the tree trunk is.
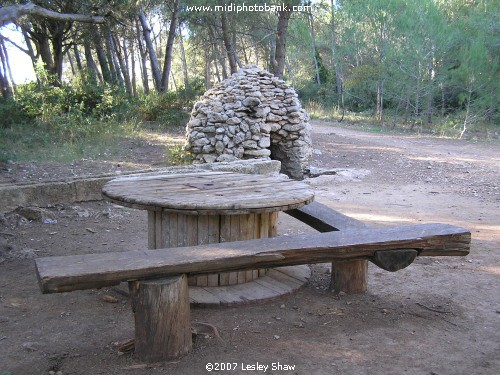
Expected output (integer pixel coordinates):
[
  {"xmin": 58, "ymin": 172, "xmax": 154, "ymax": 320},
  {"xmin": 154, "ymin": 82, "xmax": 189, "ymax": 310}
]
[
  {"xmin": 376, "ymin": 22, "xmax": 386, "ymax": 123},
  {"xmin": 403, "ymin": 94, "xmax": 410, "ymax": 124},
  {"xmin": 376, "ymin": 80, "xmax": 384, "ymax": 122},
  {"xmin": 0, "ymin": 42, "xmax": 13, "ymax": 98},
  {"xmin": 232, "ymin": 31, "xmax": 242, "ymax": 69},
  {"xmin": 220, "ymin": 12, "xmax": 237, "ymax": 74},
  {"xmin": 51, "ymin": 32, "xmax": 64, "ymax": 84},
  {"xmin": 122, "ymin": 38, "xmax": 133, "ymax": 95},
  {"xmin": 308, "ymin": 10, "xmax": 321, "ymax": 85},
  {"xmin": 330, "ymin": 0, "xmax": 343, "ymax": 109},
  {"xmin": 139, "ymin": 9, "xmax": 161, "ymax": 91},
  {"xmin": 92, "ymin": 29, "xmax": 111, "ymax": 83},
  {"xmin": 413, "ymin": 61, "xmax": 422, "ymax": 129},
  {"xmin": 83, "ymin": 40, "xmax": 101, "ymax": 83},
  {"xmin": 460, "ymin": 81, "xmax": 473, "ymax": 139},
  {"xmin": 136, "ymin": 19, "xmax": 149, "ymax": 95},
  {"xmin": 130, "ymin": 41, "xmax": 137, "ymax": 97},
  {"xmin": 0, "ymin": 71, "xmax": 11, "ymax": 99},
  {"xmin": 112, "ymin": 34, "xmax": 131, "ymax": 94},
  {"xmin": 72, "ymin": 44, "xmax": 83, "ymax": 72},
  {"xmin": 272, "ymin": 6, "xmax": 293, "ymax": 79},
  {"xmin": 284, "ymin": 59, "xmax": 296, "ymax": 87},
  {"xmin": 105, "ymin": 31, "xmax": 123, "ymax": 86},
  {"xmin": 269, "ymin": 39, "xmax": 276, "ymax": 73},
  {"xmin": 426, "ymin": 41, "xmax": 435, "ymax": 125},
  {"xmin": 170, "ymin": 70, "xmax": 178, "ymax": 91},
  {"xmin": 241, "ymin": 38, "xmax": 249, "ymax": 65},
  {"xmin": 209, "ymin": 25, "xmax": 227, "ymax": 80},
  {"xmin": 213, "ymin": 53, "xmax": 221, "ymax": 83},
  {"xmin": 204, "ymin": 48, "xmax": 211, "ymax": 90},
  {"xmin": 67, "ymin": 49, "xmax": 76, "ymax": 76},
  {"xmin": 440, "ymin": 83, "xmax": 445, "ymax": 118},
  {"xmin": 38, "ymin": 34, "xmax": 55, "ymax": 76},
  {"xmin": 178, "ymin": 24, "xmax": 189, "ymax": 90},
  {"xmin": 1, "ymin": 40, "xmax": 16, "ymax": 95},
  {"xmin": 160, "ymin": 0, "xmax": 180, "ymax": 92},
  {"xmin": 22, "ymin": 29, "xmax": 37, "ymax": 73}
]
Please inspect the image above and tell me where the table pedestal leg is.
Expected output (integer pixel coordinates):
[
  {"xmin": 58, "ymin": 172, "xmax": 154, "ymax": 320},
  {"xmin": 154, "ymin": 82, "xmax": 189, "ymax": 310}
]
[{"xmin": 148, "ymin": 211, "xmax": 278, "ymax": 286}]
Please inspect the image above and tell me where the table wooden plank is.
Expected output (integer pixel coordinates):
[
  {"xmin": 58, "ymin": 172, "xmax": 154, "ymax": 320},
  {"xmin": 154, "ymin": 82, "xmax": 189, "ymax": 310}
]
[
  {"xmin": 168, "ymin": 213, "xmax": 178, "ymax": 248},
  {"xmin": 197, "ymin": 215, "xmax": 209, "ymax": 245},
  {"xmin": 148, "ymin": 211, "xmax": 156, "ymax": 249},
  {"xmin": 102, "ymin": 172, "xmax": 314, "ymax": 214},
  {"xmin": 186, "ymin": 215, "xmax": 198, "ymax": 246}
]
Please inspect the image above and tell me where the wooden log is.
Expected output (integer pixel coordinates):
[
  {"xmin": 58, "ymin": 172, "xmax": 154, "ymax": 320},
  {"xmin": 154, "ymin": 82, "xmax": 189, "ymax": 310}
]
[
  {"xmin": 129, "ymin": 275, "xmax": 191, "ymax": 362},
  {"xmin": 331, "ymin": 260, "xmax": 368, "ymax": 294},
  {"xmin": 35, "ymin": 223, "xmax": 471, "ymax": 294},
  {"xmin": 286, "ymin": 201, "xmax": 369, "ymax": 293}
]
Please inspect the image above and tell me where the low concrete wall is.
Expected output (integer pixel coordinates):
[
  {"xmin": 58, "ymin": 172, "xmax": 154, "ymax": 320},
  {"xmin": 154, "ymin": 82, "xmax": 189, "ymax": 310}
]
[{"xmin": 0, "ymin": 159, "xmax": 281, "ymax": 212}]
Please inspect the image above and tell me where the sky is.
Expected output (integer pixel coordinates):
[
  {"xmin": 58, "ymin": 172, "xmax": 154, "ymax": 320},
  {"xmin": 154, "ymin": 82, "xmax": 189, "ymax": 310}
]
[{"xmin": 1, "ymin": 25, "xmax": 37, "ymax": 84}]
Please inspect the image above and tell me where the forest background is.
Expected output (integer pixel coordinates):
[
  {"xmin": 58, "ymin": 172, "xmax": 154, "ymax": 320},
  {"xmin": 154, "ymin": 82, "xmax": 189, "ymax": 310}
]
[{"xmin": 0, "ymin": 0, "xmax": 498, "ymax": 164}]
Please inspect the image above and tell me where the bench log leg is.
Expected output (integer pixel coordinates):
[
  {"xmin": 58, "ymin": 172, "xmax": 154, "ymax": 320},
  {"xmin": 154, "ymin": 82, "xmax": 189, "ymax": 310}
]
[
  {"xmin": 129, "ymin": 274, "xmax": 192, "ymax": 362},
  {"xmin": 331, "ymin": 260, "xmax": 368, "ymax": 294}
]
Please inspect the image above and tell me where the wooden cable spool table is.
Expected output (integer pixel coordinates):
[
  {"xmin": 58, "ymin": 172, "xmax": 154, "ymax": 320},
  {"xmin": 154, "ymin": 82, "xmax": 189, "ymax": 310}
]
[{"xmin": 102, "ymin": 171, "xmax": 315, "ymax": 305}]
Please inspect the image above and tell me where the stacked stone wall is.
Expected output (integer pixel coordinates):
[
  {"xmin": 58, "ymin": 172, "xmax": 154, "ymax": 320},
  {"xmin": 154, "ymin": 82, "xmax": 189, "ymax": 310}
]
[{"xmin": 184, "ymin": 66, "xmax": 312, "ymax": 179}]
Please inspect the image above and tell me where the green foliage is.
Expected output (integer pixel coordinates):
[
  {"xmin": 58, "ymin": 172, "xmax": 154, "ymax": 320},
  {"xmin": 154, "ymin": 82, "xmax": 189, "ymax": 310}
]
[
  {"xmin": 166, "ymin": 145, "xmax": 193, "ymax": 165},
  {"xmin": 292, "ymin": 0, "xmax": 498, "ymax": 135},
  {"xmin": 0, "ymin": 97, "xmax": 31, "ymax": 129},
  {"xmin": 137, "ymin": 78, "xmax": 204, "ymax": 127},
  {"xmin": 16, "ymin": 79, "xmax": 132, "ymax": 123},
  {"xmin": 299, "ymin": 81, "xmax": 338, "ymax": 108},
  {"xmin": 137, "ymin": 92, "xmax": 190, "ymax": 126}
]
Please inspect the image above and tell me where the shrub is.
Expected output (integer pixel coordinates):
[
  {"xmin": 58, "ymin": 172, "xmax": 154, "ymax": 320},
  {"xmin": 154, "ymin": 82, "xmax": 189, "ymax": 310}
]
[
  {"xmin": 137, "ymin": 78, "xmax": 205, "ymax": 126},
  {"xmin": 0, "ymin": 97, "xmax": 32, "ymax": 129},
  {"xmin": 137, "ymin": 94, "xmax": 188, "ymax": 126},
  {"xmin": 15, "ymin": 80, "xmax": 132, "ymax": 122}
]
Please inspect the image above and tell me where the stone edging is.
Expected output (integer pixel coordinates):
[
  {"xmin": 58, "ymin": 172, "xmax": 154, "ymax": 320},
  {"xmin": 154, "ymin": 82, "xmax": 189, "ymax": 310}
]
[{"xmin": 0, "ymin": 159, "xmax": 281, "ymax": 212}]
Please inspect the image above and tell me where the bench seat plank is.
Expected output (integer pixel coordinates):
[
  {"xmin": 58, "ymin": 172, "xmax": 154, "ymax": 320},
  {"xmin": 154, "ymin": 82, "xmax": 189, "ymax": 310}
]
[
  {"xmin": 285, "ymin": 201, "xmax": 366, "ymax": 232},
  {"xmin": 36, "ymin": 223, "xmax": 470, "ymax": 294}
]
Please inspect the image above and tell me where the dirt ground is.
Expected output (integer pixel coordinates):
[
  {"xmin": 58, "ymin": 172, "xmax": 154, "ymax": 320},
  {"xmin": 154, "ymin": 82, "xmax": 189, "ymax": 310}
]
[{"xmin": 1, "ymin": 121, "xmax": 499, "ymax": 375}]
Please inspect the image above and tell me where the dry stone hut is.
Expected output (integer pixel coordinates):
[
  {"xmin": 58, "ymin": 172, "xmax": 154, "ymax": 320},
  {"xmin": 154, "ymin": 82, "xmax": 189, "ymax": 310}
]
[{"xmin": 184, "ymin": 66, "xmax": 312, "ymax": 179}]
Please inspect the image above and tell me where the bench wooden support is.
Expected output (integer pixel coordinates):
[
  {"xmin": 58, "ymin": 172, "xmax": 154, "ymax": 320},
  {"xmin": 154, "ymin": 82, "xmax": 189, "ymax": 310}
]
[
  {"xmin": 286, "ymin": 202, "xmax": 370, "ymax": 293},
  {"xmin": 371, "ymin": 249, "xmax": 419, "ymax": 272},
  {"xmin": 331, "ymin": 259, "xmax": 368, "ymax": 293},
  {"xmin": 129, "ymin": 275, "xmax": 192, "ymax": 362},
  {"xmin": 35, "ymin": 205, "xmax": 471, "ymax": 362}
]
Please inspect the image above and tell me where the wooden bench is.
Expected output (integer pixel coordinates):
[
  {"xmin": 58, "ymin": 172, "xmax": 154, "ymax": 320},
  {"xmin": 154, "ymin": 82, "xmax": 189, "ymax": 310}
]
[{"xmin": 35, "ymin": 203, "xmax": 470, "ymax": 362}]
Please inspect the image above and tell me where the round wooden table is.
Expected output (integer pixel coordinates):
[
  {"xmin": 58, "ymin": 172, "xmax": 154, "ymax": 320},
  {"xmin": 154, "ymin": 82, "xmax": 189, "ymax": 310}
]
[{"xmin": 102, "ymin": 171, "xmax": 314, "ymax": 304}]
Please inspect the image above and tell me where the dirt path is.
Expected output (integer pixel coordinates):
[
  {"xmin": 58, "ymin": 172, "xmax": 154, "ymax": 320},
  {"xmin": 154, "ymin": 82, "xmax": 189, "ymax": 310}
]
[{"xmin": 1, "ymin": 122, "xmax": 499, "ymax": 374}]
